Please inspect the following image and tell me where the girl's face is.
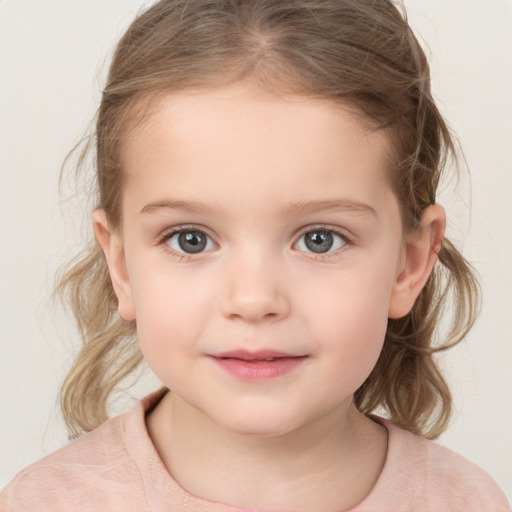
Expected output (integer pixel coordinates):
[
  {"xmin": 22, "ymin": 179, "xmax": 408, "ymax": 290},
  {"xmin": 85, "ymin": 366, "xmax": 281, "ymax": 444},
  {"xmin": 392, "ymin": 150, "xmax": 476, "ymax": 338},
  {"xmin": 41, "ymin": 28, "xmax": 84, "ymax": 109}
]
[{"xmin": 97, "ymin": 81, "xmax": 439, "ymax": 436}]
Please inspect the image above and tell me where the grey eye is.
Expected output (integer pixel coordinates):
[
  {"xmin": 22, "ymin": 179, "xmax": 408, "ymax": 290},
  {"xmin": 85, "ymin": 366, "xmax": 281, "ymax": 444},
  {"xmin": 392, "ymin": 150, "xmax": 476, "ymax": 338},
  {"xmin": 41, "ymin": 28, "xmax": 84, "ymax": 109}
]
[
  {"xmin": 296, "ymin": 230, "xmax": 346, "ymax": 254},
  {"xmin": 167, "ymin": 230, "xmax": 214, "ymax": 254}
]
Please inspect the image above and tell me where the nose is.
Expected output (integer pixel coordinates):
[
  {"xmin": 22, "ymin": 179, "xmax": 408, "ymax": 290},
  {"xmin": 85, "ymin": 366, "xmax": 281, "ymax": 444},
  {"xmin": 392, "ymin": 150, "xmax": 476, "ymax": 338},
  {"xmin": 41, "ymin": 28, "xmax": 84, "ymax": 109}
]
[{"xmin": 220, "ymin": 250, "xmax": 291, "ymax": 323}]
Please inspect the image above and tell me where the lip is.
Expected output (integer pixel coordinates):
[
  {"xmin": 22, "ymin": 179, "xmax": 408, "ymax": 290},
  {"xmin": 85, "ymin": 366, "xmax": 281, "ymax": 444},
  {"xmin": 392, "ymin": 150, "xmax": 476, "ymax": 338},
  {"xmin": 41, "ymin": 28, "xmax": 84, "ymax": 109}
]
[
  {"xmin": 214, "ymin": 349, "xmax": 301, "ymax": 360},
  {"xmin": 209, "ymin": 350, "xmax": 307, "ymax": 382}
]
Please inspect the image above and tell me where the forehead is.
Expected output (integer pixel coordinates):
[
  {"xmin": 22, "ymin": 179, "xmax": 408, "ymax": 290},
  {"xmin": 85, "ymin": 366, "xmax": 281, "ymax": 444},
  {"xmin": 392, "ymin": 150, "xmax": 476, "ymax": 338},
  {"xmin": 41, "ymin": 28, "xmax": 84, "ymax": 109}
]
[{"xmin": 120, "ymin": 82, "xmax": 395, "ymax": 215}]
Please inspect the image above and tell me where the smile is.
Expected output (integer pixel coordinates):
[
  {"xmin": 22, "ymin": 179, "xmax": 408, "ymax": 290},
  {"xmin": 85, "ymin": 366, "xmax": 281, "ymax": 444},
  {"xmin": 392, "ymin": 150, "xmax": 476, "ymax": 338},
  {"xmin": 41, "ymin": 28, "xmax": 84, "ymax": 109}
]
[{"xmin": 210, "ymin": 350, "xmax": 307, "ymax": 382}]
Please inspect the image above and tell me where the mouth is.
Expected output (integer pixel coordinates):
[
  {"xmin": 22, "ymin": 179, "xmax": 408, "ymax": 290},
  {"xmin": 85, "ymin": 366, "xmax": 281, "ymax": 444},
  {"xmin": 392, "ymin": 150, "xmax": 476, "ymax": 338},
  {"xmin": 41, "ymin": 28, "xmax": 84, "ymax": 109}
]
[
  {"xmin": 209, "ymin": 350, "xmax": 307, "ymax": 381},
  {"xmin": 215, "ymin": 349, "xmax": 303, "ymax": 360}
]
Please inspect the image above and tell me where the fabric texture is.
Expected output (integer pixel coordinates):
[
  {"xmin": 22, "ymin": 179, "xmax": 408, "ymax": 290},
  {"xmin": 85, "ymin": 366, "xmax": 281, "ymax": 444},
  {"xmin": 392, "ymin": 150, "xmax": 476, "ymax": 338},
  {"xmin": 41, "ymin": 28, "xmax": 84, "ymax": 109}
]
[{"xmin": 1, "ymin": 389, "xmax": 509, "ymax": 512}]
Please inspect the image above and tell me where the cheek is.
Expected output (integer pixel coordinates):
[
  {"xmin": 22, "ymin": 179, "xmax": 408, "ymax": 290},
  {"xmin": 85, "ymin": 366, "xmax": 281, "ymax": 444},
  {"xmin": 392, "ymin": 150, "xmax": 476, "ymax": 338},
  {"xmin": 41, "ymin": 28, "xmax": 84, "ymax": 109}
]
[
  {"xmin": 304, "ymin": 268, "xmax": 396, "ymax": 379},
  {"xmin": 318, "ymin": 310, "xmax": 387, "ymax": 401},
  {"xmin": 321, "ymin": 293, "xmax": 388, "ymax": 360},
  {"xmin": 129, "ymin": 265, "xmax": 218, "ymax": 365}
]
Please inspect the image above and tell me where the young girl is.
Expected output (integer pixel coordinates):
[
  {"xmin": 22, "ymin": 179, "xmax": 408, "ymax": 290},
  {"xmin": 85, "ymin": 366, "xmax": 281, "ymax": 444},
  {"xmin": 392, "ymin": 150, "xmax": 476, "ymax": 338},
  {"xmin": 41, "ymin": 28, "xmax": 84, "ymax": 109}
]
[{"xmin": 1, "ymin": 0, "xmax": 510, "ymax": 510}]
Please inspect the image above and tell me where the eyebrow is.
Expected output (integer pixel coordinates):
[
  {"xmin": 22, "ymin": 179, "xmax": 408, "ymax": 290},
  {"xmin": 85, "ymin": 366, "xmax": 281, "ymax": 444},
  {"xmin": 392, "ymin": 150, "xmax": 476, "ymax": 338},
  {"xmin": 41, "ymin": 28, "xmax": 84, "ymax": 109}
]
[
  {"xmin": 140, "ymin": 198, "xmax": 377, "ymax": 218},
  {"xmin": 277, "ymin": 199, "xmax": 377, "ymax": 218},
  {"xmin": 140, "ymin": 200, "xmax": 219, "ymax": 215}
]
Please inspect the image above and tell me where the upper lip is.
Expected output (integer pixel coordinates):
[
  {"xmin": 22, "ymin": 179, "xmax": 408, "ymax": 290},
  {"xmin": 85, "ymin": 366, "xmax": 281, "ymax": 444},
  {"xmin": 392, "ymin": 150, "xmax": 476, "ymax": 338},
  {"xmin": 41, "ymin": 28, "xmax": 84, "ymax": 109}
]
[{"xmin": 212, "ymin": 350, "xmax": 304, "ymax": 360}]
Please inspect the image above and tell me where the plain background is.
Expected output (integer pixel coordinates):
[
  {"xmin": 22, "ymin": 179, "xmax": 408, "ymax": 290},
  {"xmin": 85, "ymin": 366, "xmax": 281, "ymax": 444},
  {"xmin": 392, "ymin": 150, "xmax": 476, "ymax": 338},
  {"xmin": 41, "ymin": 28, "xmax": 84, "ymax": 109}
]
[{"xmin": 1, "ymin": 0, "xmax": 511, "ymax": 502}]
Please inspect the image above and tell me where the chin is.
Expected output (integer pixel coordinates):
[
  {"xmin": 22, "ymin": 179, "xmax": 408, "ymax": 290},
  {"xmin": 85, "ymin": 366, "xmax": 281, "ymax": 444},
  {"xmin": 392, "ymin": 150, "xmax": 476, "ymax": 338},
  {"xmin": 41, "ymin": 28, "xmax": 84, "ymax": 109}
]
[{"xmin": 212, "ymin": 408, "xmax": 306, "ymax": 438}]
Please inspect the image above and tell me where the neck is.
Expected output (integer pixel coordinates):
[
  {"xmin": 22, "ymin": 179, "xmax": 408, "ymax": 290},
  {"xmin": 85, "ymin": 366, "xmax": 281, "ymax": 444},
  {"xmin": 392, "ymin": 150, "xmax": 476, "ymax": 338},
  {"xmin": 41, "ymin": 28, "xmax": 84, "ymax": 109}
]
[{"xmin": 147, "ymin": 391, "xmax": 387, "ymax": 512}]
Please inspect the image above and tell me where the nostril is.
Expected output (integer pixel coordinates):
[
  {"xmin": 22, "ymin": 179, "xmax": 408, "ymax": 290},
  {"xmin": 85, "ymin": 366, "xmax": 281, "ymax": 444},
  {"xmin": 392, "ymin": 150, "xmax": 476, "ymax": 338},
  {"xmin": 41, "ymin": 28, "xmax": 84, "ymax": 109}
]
[
  {"xmin": 220, "ymin": 266, "xmax": 291, "ymax": 322},
  {"xmin": 221, "ymin": 295, "xmax": 290, "ymax": 322}
]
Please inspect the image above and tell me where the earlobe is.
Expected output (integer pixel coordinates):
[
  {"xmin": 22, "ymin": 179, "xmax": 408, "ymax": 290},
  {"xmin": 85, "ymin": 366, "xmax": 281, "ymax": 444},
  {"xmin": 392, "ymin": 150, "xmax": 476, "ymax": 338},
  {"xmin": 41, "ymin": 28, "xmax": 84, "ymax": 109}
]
[
  {"xmin": 92, "ymin": 209, "xmax": 136, "ymax": 322},
  {"xmin": 388, "ymin": 204, "xmax": 446, "ymax": 319}
]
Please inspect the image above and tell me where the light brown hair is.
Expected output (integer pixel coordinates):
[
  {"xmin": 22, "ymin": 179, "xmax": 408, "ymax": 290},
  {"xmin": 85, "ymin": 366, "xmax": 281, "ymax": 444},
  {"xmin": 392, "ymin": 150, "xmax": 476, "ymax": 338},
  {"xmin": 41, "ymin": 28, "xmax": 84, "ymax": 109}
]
[{"xmin": 58, "ymin": 0, "xmax": 479, "ymax": 439}]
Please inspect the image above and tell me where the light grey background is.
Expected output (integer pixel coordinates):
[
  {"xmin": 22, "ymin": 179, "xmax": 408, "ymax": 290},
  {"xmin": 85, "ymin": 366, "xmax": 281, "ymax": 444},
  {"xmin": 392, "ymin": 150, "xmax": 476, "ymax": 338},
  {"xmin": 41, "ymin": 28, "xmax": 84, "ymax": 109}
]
[{"xmin": 1, "ymin": 0, "xmax": 511, "ymax": 501}]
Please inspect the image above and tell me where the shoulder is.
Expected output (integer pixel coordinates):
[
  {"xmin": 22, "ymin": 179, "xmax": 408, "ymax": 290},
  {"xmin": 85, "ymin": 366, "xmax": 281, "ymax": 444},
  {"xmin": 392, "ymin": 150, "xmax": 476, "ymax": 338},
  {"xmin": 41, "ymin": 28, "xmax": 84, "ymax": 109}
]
[
  {"xmin": 421, "ymin": 436, "xmax": 510, "ymax": 510},
  {"xmin": 0, "ymin": 391, "xmax": 167, "ymax": 512},
  {"xmin": 371, "ymin": 419, "xmax": 510, "ymax": 511},
  {"xmin": 0, "ymin": 414, "xmax": 135, "ymax": 511}
]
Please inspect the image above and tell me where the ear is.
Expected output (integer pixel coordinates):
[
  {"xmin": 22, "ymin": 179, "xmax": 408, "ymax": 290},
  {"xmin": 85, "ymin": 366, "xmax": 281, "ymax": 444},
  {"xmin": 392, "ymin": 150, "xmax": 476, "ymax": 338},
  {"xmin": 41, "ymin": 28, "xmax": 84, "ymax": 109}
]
[
  {"xmin": 388, "ymin": 204, "xmax": 446, "ymax": 319},
  {"xmin": 92, "ymin": 209, "xmax": 136, "ymax": 322}
]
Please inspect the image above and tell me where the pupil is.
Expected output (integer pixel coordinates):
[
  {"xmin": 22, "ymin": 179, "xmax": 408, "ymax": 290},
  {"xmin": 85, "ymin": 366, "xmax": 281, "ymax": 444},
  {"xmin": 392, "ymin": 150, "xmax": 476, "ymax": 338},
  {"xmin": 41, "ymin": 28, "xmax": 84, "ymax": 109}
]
[
  {"xmin": 305, "ymin": 231, "xmax": 333, "ymax": 253},
  {"xmin": 178, "ymin": 231, "xmax": 206, "ymax": 253}
]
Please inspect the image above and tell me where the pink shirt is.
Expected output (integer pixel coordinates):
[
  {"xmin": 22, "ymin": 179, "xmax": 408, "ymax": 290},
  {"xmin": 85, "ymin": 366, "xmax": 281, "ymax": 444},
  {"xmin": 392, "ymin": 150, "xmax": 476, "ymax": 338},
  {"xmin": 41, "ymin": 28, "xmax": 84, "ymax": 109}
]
[{"xmin": 1, "ymin": 389, "xmax": 509, "ymax": 511}]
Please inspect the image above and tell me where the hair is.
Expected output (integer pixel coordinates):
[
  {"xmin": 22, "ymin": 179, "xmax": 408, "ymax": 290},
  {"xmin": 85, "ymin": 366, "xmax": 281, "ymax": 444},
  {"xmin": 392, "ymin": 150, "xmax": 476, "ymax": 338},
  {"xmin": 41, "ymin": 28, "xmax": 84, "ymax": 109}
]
[{"xmin": 57, "ymin": 0, "xmax": 480, "ymax": 440}]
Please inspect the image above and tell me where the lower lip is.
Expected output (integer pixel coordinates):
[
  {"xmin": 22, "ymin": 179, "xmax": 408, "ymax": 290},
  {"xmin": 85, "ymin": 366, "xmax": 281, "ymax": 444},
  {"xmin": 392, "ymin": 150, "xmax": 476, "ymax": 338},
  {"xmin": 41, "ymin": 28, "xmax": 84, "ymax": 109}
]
[{"xmin": 211, "ymin": 356, "xmax": 306, "ymax": 382}]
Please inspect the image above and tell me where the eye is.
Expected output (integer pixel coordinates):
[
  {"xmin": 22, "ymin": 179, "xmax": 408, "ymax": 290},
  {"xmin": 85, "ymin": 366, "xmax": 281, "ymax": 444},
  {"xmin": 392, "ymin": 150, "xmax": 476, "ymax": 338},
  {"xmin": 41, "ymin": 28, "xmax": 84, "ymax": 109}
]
[
  {"xmin": 295, "ymin": 229, "xmax": 347, "ymax": 254},
  {"xmin": 165, "ymin": 229, "xmax": 215, "ymax": 254}
]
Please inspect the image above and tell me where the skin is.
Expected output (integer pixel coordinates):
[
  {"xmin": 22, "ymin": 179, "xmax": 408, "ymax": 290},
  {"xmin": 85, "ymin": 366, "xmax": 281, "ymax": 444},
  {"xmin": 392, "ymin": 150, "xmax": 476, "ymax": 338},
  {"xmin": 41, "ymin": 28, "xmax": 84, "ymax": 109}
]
[{"xmin": 94, "ymin": 80, "xmax": 445, "ymax": 511}]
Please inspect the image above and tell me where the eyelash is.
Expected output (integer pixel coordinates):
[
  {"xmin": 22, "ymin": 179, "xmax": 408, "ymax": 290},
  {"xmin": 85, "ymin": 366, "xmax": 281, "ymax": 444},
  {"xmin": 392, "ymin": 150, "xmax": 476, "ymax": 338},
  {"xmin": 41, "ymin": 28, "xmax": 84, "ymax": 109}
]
[
  {"xmin": 296, "ymin": 225, "xmax": 351, "ymax": 262},
  {"xmin": 157, "ymin": 224, "xmax": 352, "ymax": 262},
  {"xmin": 157, "ymin": 225, "xmax": 215, "ymax": 262}
]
